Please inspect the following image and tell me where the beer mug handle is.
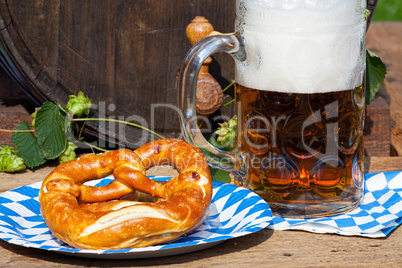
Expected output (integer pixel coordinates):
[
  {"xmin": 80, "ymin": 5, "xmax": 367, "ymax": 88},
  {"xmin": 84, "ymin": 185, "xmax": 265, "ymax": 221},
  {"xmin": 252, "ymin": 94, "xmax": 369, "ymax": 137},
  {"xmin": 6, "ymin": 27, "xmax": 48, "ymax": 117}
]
[{"xmin": 177, "ymin": 33, "xmax": 247, "ymax": 182}]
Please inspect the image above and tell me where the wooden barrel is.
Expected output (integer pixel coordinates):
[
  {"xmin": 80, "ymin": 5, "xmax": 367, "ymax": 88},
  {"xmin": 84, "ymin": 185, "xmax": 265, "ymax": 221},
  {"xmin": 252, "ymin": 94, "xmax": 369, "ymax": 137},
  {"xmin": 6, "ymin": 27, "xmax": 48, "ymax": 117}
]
[
  {"xmin": 0, "ymin": 0, "xmax": 377, "ymax": 149},
  {"xmin": 0, "ymin": 0, "xmax": 236, "ymax": 148}
]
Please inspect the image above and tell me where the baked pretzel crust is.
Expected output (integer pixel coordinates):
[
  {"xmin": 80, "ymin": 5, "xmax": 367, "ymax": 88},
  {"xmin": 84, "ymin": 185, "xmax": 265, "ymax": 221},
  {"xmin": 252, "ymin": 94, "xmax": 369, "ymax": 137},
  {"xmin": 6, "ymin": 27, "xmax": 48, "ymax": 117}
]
[{"xmin": 39, "ymin": 139, "xmax": 212, "ymax": 249}]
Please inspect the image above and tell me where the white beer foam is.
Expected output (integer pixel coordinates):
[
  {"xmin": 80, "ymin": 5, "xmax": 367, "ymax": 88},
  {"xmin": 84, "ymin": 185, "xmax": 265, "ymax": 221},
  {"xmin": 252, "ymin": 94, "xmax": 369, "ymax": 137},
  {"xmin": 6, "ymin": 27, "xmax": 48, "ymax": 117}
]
[{"xmin": 235, "ymin": 0, "xmax": 366, "ymax": 93}]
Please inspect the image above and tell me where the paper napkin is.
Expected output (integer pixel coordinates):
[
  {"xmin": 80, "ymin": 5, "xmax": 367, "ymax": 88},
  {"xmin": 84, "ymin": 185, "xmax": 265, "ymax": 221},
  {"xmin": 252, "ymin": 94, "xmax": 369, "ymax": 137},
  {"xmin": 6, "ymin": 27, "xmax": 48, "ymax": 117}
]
[{"xmin": 269, "ymin": 171, "xmax": 402, "ymax": 238}]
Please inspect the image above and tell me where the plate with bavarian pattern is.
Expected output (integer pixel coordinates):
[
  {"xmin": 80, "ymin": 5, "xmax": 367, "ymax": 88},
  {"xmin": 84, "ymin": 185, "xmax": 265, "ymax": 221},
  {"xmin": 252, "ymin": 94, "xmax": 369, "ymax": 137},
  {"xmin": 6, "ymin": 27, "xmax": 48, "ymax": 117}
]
[{"xmin": 0, "ymin": 176, "xmax": 272, "ymax": 259}]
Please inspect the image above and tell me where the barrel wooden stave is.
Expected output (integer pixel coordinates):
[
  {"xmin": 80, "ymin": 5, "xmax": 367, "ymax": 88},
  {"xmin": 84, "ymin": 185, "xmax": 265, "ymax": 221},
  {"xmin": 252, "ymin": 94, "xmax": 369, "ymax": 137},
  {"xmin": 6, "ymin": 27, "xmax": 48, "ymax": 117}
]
[{"xmin": 0, "ymin": 0, "xmax": 236, "ymax": 148}]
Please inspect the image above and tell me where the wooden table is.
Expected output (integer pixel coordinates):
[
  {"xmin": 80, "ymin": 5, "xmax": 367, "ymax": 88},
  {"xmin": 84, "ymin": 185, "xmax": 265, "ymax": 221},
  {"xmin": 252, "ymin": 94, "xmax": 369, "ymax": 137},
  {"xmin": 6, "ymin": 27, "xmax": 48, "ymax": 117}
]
[{"xmin": 0, "ymin": 157, "xmax": 401, "ymax": 267}]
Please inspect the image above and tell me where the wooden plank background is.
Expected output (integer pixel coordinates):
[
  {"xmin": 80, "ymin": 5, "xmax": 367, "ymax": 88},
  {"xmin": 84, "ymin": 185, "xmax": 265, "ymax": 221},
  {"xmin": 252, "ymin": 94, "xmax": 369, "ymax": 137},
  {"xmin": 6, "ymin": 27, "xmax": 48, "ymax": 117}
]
[{"xmin": 0, "ymin": 0, "xmax": 236, "ymax": 148}]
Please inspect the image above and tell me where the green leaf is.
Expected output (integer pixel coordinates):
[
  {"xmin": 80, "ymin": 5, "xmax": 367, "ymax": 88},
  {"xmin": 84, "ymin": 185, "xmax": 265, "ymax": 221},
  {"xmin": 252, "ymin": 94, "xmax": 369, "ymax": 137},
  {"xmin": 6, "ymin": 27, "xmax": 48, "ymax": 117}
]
[
  {"xmin": 210, "ymin": 167, "xmax": 231, "ymax": 183},
  {"xmin": 12, "ymin": 122, "xmax": 46, "ymax": 169},
  {"xmin": 35, "ymin": 101, "xmax": 68, "ymax": 159},
  {"xmin": 366, "ymin": 49, "xmax": 387, "ymax": 105}
]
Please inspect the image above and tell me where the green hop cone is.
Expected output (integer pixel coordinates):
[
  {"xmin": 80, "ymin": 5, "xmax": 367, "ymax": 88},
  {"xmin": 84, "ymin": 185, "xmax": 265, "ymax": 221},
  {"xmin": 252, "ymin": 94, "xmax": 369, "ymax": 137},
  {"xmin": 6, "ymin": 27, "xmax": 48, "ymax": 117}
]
[
  {"xmin": 0, "ymin": 145, "xmax": 16, "ymax": 155},
  {"xmin": 66, "ymin": 91, "xmax": 91, "ymax": 118},
  {"xmin": 58, "ymin": 141, "xmax": 78, "ymax": 164},
  {"xmin": 365, "ymin": 9, "xmax": 370, "ymax": 20},
  {"xmin": 0, "ymin": 146, "xmax": 26, "ymax": 173},
  {"xmin": 228, "ymin": 116, "xmax": 237, "ymax": 130},
  {"xmin": 213, "ymin": 116, "xmax": 237, "ymax": 151}
]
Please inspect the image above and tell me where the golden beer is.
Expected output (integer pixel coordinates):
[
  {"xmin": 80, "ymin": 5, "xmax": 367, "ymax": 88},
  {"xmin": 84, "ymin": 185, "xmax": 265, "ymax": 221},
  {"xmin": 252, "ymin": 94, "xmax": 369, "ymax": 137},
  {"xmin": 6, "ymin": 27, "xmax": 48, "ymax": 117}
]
[{"xmin": 236, "ymin": 83, "xmax": 365, "ymax": 216}]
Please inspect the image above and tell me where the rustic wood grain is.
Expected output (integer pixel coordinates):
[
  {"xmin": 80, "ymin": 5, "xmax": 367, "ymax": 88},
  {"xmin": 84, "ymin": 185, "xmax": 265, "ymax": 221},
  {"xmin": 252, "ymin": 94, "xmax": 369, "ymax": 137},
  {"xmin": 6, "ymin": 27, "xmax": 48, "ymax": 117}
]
[
  {"xmin": 366, "ymin": 22, "xmax": 402, "ymax": 156},
  {"xmin": 364, "ymin": 156, "xmax": 402, "ymax": 174},
  {"xmin": 0, "ymin": 99, "xmax": 33, "ymax": 146},
  {"xmin": 364, "ymin": 96, "xmax": 391, "ymax": 156},
  {"xmin": 0, "ymin": 226, "xmax": 400, "ymax": 267},
  {"xmin": 0, "ymin": 156, "xmax": 401, "ymax": 267},
  {"xmin": 0, "ymin": 0, "xmax": 236, "ymax": 148}
]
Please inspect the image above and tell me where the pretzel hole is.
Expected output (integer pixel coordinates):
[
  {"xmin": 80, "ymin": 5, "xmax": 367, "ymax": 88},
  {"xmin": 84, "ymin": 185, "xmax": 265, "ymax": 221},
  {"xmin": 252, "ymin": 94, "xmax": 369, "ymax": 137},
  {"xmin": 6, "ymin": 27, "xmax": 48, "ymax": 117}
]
[
  {"xmin": 119, "ymin": 191, "xmax": 160, "ymax": 202},
  {"xmin": 146, "ymin": 165, "xmax": 179, "ymax": 177}
]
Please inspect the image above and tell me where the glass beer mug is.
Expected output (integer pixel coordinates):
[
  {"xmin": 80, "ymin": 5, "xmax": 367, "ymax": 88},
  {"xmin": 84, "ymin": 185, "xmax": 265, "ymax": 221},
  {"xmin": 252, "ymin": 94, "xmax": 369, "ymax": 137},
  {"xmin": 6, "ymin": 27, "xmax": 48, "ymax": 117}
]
[{"xmin": 178, "ymin": 0, "xmax": 367, "ymax": 217}]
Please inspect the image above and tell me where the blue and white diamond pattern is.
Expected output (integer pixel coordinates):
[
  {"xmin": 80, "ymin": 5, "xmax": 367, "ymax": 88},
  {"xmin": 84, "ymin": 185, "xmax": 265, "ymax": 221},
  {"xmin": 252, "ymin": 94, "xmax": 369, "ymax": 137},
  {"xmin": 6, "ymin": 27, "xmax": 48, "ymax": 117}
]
[
  {"xmin": 1, "ymin": 171, "xmax": 401, "ymax": 257},
  {"xmin": 269, "ymin": 171, "xmax": 402, "ymax": 238},
  {"xmin": 0, "ymin": 176, "xmax": 272, "ymax": 258}
]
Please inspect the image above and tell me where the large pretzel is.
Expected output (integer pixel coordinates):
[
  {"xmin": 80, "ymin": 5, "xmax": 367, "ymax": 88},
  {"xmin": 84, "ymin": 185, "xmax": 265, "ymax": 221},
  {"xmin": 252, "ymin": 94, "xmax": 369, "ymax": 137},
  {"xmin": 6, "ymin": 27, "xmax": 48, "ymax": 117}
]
[{"xmin": 39, "ymin": 139, "xmax": 212, "ymax": 250}]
